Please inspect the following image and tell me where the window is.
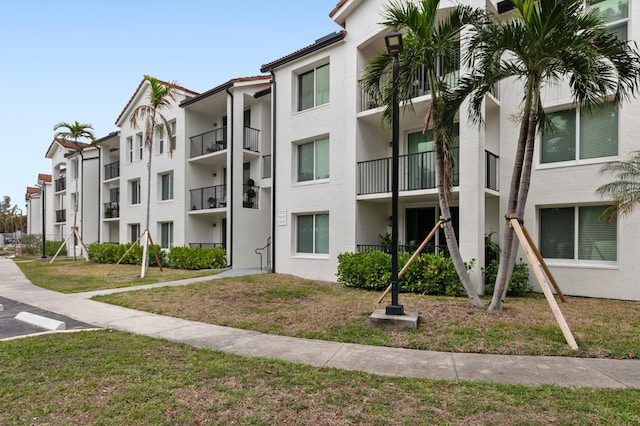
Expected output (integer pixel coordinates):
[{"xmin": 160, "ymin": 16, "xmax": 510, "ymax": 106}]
[
  {"xmin": 161, "ymin": 172, "xmax": 174, "ymax": 201},
  {"xmin": 298, "ymin": 63, "xmax": 329, "ymax": 111},
  {"xmin": 170, "ymin": 120, "xmax": 176, "ymax": 150},
  {"xmin": 161, "ymin": 222, "xmax": 174, "ymax": 249},
  {"xmin": 297, "ymin": 213, "xmax": 329, "ymax": 254},
  {"xmin": 539, "ymin": 205, "xmax": 617, "ymax": 261},
  {"xmin": 71, "ymin": 193, "xmax": 78, "ymax": 213},
  {"xmin": 136, "ymin": 133, "xmax": 143, "ymax": 160},
  {"xmin": 127, "ymin": 137, "xmax": 133, "ymax": 163},
  {"xmin": 130, "ymin": 179, "xmax": 140, "ymax": 205},
  {"xmin": 298, "ymin": 138, "xmax": 329, "ymax": 182},
  {"xmin": 541, "ymin": 103, "xmax": 618, "ymax": 164},
  {"xmin": 590, "ymin": 0, "xmax": 628, "ymax": 40},
  {"xmin": 71, "ymin": 159, "xmax": 78, "ymax": 179},
  {"xmin": 157, "ymin": 125, "xmax": 165, "ymax": 154},
  {"xmin": 129, "ymin": 223, "xmax": 140, "ymax": 243}
]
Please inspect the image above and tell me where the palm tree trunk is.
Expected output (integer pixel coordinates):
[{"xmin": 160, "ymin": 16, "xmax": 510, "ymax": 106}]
[
  {"xmin": 488, "ymin": 83, "xmax": 534, "ymax": 311},
  {"xmin": 433, "ymin": 120, "xmax": 483, "ymax": 308},
  {"xmin": 140, "ymin": 131, "xmax": 154, "ymax": 278}
]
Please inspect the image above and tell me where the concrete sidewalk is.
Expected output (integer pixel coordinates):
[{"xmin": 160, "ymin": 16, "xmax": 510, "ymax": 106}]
[{"xmin": 2, "ymin": 258, "xmax": 639, "ymax": 389}]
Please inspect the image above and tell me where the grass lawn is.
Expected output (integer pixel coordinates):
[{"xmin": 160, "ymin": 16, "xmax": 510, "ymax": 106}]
[
  {"xmin": 14, "ymin": 260, "xmax": 640, "ymax": 359},
  {"xmin": 1, "ymin": 330, "xmax": 639, "ymax": 425},
  {"xmin": 15, "ymin": 258, "xmax": 220, "ymax": 293}
]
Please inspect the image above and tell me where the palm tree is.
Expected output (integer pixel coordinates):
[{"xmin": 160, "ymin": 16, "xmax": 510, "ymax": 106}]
[
  {"xmin": 596, "ymin": 151, "xmax": 640, "ymax": 223},
  {"xmin": 455, "ymin": 0, "xmax": 640, "ymax": 311},
  {"xmin": 362, "ymin": 0, "xmax": 487, "ymax": 308},
  {"xmin": 129, "ymin": 75, "xmax": 177, "ymax": 277},
  {"xmin": 53, "ymin": 121, "xmax": 96, "ymax": 260}
]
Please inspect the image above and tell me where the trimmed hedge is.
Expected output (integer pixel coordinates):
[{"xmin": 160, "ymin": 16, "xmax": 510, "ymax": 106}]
[
  {"xmin": 88, "ymin": 243, "xmax": 167, "ymax": 267},
  {"xmin": 483, "ymin": 259, "xmax": 531, "ymax": 296},
  {"xmin": 168, "ymin": 246, "xmax": 226, "ymax": 270},
  {"xmin": 337, "ymin": 251, "xmax": 474, "ymax": 296},
  {"xmin": 87, "ymin": 243, "xmax": 226, "ymax": 270}
]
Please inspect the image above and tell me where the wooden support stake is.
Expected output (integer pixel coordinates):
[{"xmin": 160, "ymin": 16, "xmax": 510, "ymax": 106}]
[
  {"xmin": 107, "ymin": 231, "xmax": 145, "ymax": 275},
  {"xmin": 521, "ymin": 224, "xmax": 566, "ymax": 303},
  {"xmin": 377, "ymin": 220, "xmax": 443, "ymax": 304},
  {"xmin": 509, "ymin": 217, "xmax": 578, "ymax": 350}
]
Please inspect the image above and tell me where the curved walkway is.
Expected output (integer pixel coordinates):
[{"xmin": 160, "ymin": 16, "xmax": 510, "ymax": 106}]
[{"xmin": 2, "ymin": 258, "xmax": 639, "ymax": 389}]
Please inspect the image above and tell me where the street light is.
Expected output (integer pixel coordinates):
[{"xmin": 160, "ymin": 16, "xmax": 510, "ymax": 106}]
[{"xmin": 385, "ymin": 32, "xmax": 404, "ymax": 316}]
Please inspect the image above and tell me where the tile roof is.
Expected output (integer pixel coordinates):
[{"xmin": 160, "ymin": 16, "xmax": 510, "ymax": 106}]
[
  {"xmin": 260, "ymin": 31, "xmax": 347, "ymax": 72},
  {"xmin": 180, "ymin": 76, "xmax": 271, "ymax": 107},
  {"xmin": 38, "ymin": 173, "xmax": 51, "ymax": 183},
  {"xmin": 115, "ymin": 77, "xmax": 199, "ymax": 125}
]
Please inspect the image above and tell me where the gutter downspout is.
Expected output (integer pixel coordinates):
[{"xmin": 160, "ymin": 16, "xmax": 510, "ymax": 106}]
[
  {"xmin": 269, "ymin": 70, "xmax": 277, "ymax": 273},
  {"xmin": 226, "ymin": 86, "xmax": 234, "ymax": 267}
]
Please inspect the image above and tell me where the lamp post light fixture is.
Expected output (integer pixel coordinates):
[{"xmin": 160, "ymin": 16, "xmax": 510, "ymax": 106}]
[{"xmin": 385, "ymin": 32, "xmax": 405, "ymax": 316}]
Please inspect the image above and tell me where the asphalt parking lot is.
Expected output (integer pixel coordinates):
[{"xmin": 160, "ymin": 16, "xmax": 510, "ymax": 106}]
[{"xmin": 0, "ymin": 296, "xmax": 98, "ymax": 340}]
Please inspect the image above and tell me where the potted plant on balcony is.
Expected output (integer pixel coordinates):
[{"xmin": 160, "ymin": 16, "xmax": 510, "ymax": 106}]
[
  {"xmin": 207, "ymin": 197, "xmax": 216, "ymax": 209},
  {"xmin": 104, "ymin": 207, "xmax": 112, "ymax": 218}
]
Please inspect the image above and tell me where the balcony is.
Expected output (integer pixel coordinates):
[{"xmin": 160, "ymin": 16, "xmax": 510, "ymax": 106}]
[
  {"xmin": 55, "ymin": 209, "xmax": 66, "ymax": 223},
  {"xmin": 243, "ymin": 183, "xmax": 259, "ymax": 209},
  {"xmin": 190, "ymin": 128, "xmax": 226, "ymax": 158},
  {"xmin": 55, "ymin": 177, "xmax": 66, "ymax": 192},
  {"xmin": 190, "ymin": 185, "xmax": 227, "ymax": 210},
  {"xmin": 104, "ymin": 161, "xmax": 120, "ymax": 180},
  {"xmin": 359, "ymin": 61, "xmax": 459, "ymax": 112},
  {"xmin": 189, "ymin": 242, "xmax": 224, "ymax": 249},
  {"xmin": 243, "ymin": 127, "xmax": 260, "ymax": 152},
  {"xmin": 357, "ymin": 147, "xmax": 459, "ymax": 195},
  {"xmin": 103, "ymin": 202, "xmax": 120, "ymax": 219},
  {"xmin": 357, "ymin": 244, "xmax": 449, "ymax": 255}
]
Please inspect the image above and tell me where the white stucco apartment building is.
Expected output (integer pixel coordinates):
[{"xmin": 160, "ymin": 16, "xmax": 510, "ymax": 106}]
[
  {"xmin": 31, "ymin": 0, "xmax": 639, "ymax": 300},
  {"xmin": 260, "ymin": 0, "xmax": 640, "ymax": 300}
]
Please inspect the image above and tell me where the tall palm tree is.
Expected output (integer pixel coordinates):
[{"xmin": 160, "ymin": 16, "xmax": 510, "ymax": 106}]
[
  {"xmin": 53, "ymin": 121, "xmax": 96, "ymax": 260},
  {"xmin": 596, "ymin": 151, "xmax": 640, "ymax": 223},
  {"xmin": 455, "ymin": 0, "xmax": 640, "ymax": 311},
  {"xmin": 129, "ymin": 75, "xmax": 177, "ymax": 277},
  {"xmin": 362, "ymin": 0, "xmax": 487, "ymax": 308}
]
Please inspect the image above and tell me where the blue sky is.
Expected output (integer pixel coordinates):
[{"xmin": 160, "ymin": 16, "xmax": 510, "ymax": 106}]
[{"xmin": 0, "ymin": 0, "xmax": 342, "ymax": 213}]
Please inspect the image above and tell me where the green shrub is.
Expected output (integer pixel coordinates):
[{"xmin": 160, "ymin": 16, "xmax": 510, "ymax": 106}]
[
  {"xmin": 88, "ymin": 243, "xmax": 167, "ymax": 267},
  {"xmin": 337, "ymin": 251, "xmax": 391, "ymax": 291},
  {"xmin": 168, "ymin": 246, "xmax": 226, "ymax": 270},
  {"xmin": 483, "ymin": 258, "xmax": 531, "ymax": 297},
  {"xmin": 337, "ymin": 250, "xmax": 473, "ymax": 296},
  {"xmin": 45, "ymin": 240, "xmax": 66, "ymax": 257}
]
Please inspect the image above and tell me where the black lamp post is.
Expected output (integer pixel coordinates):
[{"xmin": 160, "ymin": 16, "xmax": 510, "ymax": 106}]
[{"xmin": 385, "ymin": 32, "xmax": 404, "ymax": 316}]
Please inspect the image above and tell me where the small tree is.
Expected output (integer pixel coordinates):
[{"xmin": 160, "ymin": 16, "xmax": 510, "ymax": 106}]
[
  {"xmin": 129, "ymin": 75, "xmax": 178, "ymax": 277},
  {"xmin": 596, "ymin": 150, "xmax": 640, "ymax": 223},
  {"xmin": 53, "ymin": 121, "xmax": 96, "ymax": 259}
]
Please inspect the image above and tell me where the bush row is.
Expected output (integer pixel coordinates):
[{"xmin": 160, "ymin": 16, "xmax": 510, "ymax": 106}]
[
  {"xmin": 336, "ymin": 251, "xmax": 473, "ymax": 296},
  {"xmin": 87, "ymin": 243, "xmax": 226, "ymax": 270}
]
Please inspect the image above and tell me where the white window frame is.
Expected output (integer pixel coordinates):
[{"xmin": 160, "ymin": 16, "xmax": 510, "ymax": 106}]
[
  {"xmin": 589, "ymin": 0, "xmax": 628, "ymax": 40},
  {"xmin": 296, "ymin": 137, "xmax": 330, "ymax": 183},
  {"xmin": 129, "ymin": 223, "xmax": 140, "ymax": 243},
  {"xmin": 160, "ymin": 221, "xmax": 174, "ymax": 249},
  {"xmin": 136, "ymin": 133, "xmax": 143, "ymax": 161},
  {"xmin": 170, "ymin": 120, "xmax": 177, "ymax": 150},
  {"xmin": 160, "ymin": 171, "xmax": 174, "ymax": 201},
  {"xmin": 130, "ymin": 179, "xmax": 141, "ymax": 205},
  {"xmin": 297, "ymin": 62, "xmax": 330, "ymax": 112},
  {"xmin": 127, "ymin": 137, "xmax": 133, "ymax": 163},
  {"xmin": 295, "ymin": 212, "xmax": 329, "ymax": 256},
  {"xmin": 539, "ymin": 102, "xmax": 618, "ymax": 167},
  {"xmin": 539, "ymin": 205, "xmax": 618, "ymax": 265}
]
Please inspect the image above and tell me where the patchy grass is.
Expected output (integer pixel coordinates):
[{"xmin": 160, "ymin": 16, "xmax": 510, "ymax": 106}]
[
  {"xmin": 1, "ymin": 330, "xmax": 639, "ymax": 425},
  {"xmin": 15, "ymin": 258, "xmax": 219, "ymax": 293},
  {"xmin": 94, "ymin": 273, "xmax": 640, "ymax": 359}
]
